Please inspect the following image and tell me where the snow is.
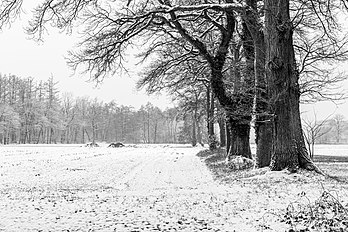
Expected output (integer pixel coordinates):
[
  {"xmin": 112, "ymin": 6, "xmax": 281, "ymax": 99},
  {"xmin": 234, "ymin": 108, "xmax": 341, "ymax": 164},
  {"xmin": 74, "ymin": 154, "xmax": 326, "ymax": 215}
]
[
  {"xmin": 250, "ymin": 144, "xmax": 348, "ymax": 157},
  {"xmin": 311, "ymin": 144, "xmax": 348, "ymax": 156},
  {"xmin": 0, "ymin": 144, "xmax": 347, "ymax": 231}
]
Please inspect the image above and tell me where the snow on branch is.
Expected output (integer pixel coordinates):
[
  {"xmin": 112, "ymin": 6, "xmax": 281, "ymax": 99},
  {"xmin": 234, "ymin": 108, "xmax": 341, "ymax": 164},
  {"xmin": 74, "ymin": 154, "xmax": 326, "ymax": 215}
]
[{"xmin": 156, "ymin": 3, "xmax": 245, "ymax": 14}]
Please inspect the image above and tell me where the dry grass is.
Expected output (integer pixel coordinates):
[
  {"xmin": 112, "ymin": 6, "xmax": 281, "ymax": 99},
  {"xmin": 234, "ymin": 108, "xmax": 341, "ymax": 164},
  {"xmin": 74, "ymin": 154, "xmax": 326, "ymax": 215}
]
[
  {"xmin": 196, "ymin": 148, "xmax": 264, "ymax": 181},
  {"xmin": 197, "ymin": 148, "xmax": 348, "ymax": 182}
]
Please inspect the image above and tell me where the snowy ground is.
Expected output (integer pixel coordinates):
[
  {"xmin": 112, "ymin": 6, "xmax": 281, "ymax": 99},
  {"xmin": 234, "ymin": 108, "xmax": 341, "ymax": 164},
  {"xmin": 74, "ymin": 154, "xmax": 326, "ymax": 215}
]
[{"xmin": 0, "ymin": 144, "xmax": 347, "ymax": 231}]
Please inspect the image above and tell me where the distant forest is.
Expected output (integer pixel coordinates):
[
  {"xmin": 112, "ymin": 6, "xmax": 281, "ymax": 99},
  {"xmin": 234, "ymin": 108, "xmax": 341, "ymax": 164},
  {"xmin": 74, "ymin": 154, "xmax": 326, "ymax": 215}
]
[
  {"xmin": 0, "ymin": 73, "xmax": 225, "ymax": 145},
  {"xmin": 0, "ymin": 73, "xmax": 346, "ymax": 146},
  {"xmin": 303, "ymin": 114, "xmax": 348, "ymax": 146}
]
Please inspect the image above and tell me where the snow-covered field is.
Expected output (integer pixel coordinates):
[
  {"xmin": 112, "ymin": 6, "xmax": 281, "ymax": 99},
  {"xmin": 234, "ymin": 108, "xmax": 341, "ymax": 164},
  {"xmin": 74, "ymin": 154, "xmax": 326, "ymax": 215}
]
[
  {"xmin": 0, "ymin": 144, "xmax": 347, "ymax": 231},
  {"xmin": 250, "ymin": 144, "xmax": 348, "ymax": 157},
  {"xmin": 310, "ymin": 144, "xmax": 348, "ymax": 156}
]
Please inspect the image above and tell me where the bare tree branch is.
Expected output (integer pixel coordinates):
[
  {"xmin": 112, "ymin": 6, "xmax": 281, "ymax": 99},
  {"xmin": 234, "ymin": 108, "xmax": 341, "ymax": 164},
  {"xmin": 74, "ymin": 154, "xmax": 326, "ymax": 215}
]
[{"xmin": 0, "ymin": 0, "xmax": 23, "ymax": 30}]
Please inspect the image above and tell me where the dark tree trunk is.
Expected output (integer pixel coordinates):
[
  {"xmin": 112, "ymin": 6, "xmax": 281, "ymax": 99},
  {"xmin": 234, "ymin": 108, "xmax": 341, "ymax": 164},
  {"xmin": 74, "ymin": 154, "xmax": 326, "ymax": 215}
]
[
  {"xmin": 154, "ymin": 122, "xmax": 158, "ymax": 143},
  {"xmin": 147, "ymin": 112, "xmax": 150, "ymax": 143},
  {"xmin": 265, "ymin": 0, "xmax": 298, "ymax": 170},
  {"xmin": 255, "ymin": 114, "xmax": 272, "ymax": 167},
  {"xmin": 244, "ymin": 0, "xmax": 272, "ymax": 167},
  {"xmin": 211, "ymin": 66, "xmax": 252, "ymax": 159},
  {"xmin": 226, "ymin": 115, "xmax": 252, "ymax": 159},
  {"xmin": 171, "ymin": 4, "xmax": 252, "ymax": 158},
  {"xmin": 191, "ymin": 114, "xmax": 197, "ymax": 146},
  {"xmin": 209, "ymin": 10, "xmax": 252, "ymax": 159},
  {"xmin": 208, "ymin": 88, "xmax": 214, "ymax": 137},
  {"xmin": 206, "ymin": 86, "xmax": 216, "ymax": 150},
  {"xmin": 196, "ymin": 119, "xmax": 203, "ymax": 146},
  {"xmin": 223, "ymin": 18, "xmax": 254, "ymax": 160},
  {"xmin": 218, "ymin": 116, "xmax": 226, "ymax": 147},
  {"xmin": 265, "ymin": 0, "xmax": 315, "ymax": 172},
  {"xmin": 226, "ymin": 117, "xmax": 232, "ymax": 156}
]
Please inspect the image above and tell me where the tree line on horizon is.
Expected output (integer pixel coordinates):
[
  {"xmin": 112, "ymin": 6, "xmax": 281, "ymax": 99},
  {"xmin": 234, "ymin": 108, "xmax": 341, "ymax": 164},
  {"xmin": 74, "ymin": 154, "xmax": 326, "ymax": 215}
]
[
  {"xmin": 0, "ymin": 73, "xmax": 219, "ymax": 145},
  {"xmin": 1, "ymin": 72, "xmax": 347, "ymax": 148}
]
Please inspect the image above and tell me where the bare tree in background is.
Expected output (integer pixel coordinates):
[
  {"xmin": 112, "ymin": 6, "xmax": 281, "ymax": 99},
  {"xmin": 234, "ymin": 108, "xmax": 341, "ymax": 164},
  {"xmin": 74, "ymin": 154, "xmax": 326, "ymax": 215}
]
[
  {"xmin": 332, "ymin": 114, "xmax": 346, "ymax": 144},
  {"xmin": 291, "ymin": 1, "xmax": 348, "ymax": 103},
  {"xmin": 303, "ymin": 112, "xmax": 332, "ymax": 158}
]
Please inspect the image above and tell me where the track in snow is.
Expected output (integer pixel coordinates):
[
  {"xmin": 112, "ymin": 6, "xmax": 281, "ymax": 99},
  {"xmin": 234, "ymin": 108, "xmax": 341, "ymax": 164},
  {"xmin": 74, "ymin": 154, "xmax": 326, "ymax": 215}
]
[{"xmin": 0, "ymin": 144, "xmax": 255, "ymax": 231}]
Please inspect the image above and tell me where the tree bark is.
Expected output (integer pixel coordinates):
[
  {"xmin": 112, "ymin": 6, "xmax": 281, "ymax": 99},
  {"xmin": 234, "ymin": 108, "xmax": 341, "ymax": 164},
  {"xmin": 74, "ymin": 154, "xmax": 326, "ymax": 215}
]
[
  {"xmin": 218, "ymin": 17, "xmax": 254, "ymax": 160},
  {"xmin": 218, "ymin": 116, "xmax": 226, "ymax": 147},
  {"xmin": 196, "ymin": 119, "xmax": 203, "ymax": 146},
  {"xmin": 209, "ymin": 10, "xmax": 252, "ymax": 159},
  {"xmin": 211, "ymin": 65, "xmax": 252, "ymax": 159},
  {"xmin": 226, "ymin": 118, "xmax": 231, "ymax": 155},
  {"xmin": 168, "ymin": 3, "xmax": 252, "ymax": 158},
  {"xmin": 226, "ymin": 114, "xmax": 252, "ymax": 159},
  {"xmin": 191, "ymin": 114, "xmax": 197, "ymax": 146},
  {"xmin": 265, "ymin": 0, "xmax": 316, "ymax": 172},
  {"xmin": 244, "ymin": 0, "xmax": 272, "ymax": 167},
  {"xmin": 206, "ymin": 86, "xmax": 216, "ymax": 149}
]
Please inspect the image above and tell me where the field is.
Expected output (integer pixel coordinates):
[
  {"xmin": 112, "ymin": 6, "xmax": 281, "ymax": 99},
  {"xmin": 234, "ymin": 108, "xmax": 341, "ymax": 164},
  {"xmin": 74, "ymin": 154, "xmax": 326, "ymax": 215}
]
[{"xmin": 0, "ymin": 144, "xmax": 347, "ymax": 231}]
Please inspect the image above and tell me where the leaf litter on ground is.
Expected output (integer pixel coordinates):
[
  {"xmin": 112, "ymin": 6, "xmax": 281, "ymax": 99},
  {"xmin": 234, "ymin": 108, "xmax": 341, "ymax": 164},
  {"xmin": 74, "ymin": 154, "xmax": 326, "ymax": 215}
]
[{"xmin": 197, "ymin": 147, "xmax": 348, "ymax": 231}]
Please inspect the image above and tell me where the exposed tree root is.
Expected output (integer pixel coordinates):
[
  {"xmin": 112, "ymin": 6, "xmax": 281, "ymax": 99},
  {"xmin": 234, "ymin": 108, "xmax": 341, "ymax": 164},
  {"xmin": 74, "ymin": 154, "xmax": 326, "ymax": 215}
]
[{"xmin": 299, "ymin": 149, "xmax": 327, "ymax": 176}]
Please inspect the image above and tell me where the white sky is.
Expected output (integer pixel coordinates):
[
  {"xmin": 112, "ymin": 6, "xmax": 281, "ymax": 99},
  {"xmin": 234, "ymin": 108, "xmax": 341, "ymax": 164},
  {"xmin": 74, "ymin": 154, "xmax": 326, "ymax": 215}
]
[
  {"xmin": 0, "ymin": 2, "xmax": 173, "ymax": 110},
  {"xmin": 0, "ymin": 2, "xmax": 347, "ymax": 120}
]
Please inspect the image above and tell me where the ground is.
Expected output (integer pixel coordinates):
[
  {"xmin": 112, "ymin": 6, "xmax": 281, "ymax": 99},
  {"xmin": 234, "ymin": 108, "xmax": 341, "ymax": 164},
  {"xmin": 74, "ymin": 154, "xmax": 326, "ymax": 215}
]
[{"xmin": 0, "ymin": 144, "xmax": 347, "ymax": 231}]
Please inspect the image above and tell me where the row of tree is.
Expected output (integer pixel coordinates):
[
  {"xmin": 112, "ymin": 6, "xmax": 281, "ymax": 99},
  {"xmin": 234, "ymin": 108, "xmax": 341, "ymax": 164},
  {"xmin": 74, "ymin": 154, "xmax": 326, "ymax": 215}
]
[
  {"xmin": 1, "ymin": 70, "xmax": 346, "ymax": 150},
  {"xmin": 133, "ymin": 0, "xmax": 348, "ymax": 171},
  {"xmin": 0, "ymin": 73, "xmax": 216, "ymax": 145}
]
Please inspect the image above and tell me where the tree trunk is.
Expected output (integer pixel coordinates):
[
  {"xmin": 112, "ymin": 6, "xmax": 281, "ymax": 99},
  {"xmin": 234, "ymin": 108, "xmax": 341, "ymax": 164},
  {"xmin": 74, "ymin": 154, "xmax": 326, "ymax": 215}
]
[
  {"xmin": 244, "ymin": 0, "xmax": 273, "ymax": 167},
  {"xmin": 218, "ymin": 116, "xmax": 226, "ymax": 147},
  {"xmin": 216, "ymin": 19, "xmax": 254, "ymax": 160},
  {"xmin": 265, "ymin": 0, "xmax": 315, "ymax": 172},
  {"xmin": 147, "ymin": 111, "xmax": 150, "ymax": 143},
  {"xmin": 226, "ymin": 117, "xmax": 231, "ymax": 156},
  {"xmin": 206, "ymin": 86, "xmax": 216, "ymax": 150},
  {"xmin": 36, "ymin": 128, "xmax": 43, "ymax": 144},
  {"xmin": 50, "ymin": 127, "xmax": 53, "ymax": 144},
  {"xmin": 92, "ymin": 122, "xmax": 96, "ymax": 143},
  {"xmin": 84, "ymin": 128, "xmax": 90, "ymax": 142},
  {"xmin": 197, "ymin": 119, "xmax": 203, "ymax": 146},
  {"xmin": 173, "ymin": 5, "xmax": 251, "ymax": 158},
  {"xmin": 82, "ymin": 126, "xmax": 85, "ymax": 143},
  {"xmin": 210, "ymin": 60, "xmax": 251, "ymax": 159},
  {"xmin": 154, "ymin": 122, "xmax": 158, "ymax": 143},
  {"xmin": 191, "ymin": 114, "xmax": 197, "ymax": 146},
  {"xmin": 209, "ymin": 18, "xmax": 252, "ymax": 158},
  {"xmin": 226, "ymin": 115, "xmax": 252, "ymax": 159}
]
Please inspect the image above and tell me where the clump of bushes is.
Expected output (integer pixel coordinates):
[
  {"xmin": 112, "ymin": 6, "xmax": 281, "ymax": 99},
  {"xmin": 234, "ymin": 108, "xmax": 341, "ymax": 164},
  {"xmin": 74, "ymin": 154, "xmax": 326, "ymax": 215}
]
[
  {"xmin": 85, "ymin": 142, "xmax": 99, "ymax": 147},
  {"xmin": 108, "ymin": 142, "xmax": 125, "ymax": 148},
  {"xmin": 208, "ymin": 135, "xmax": 219, "ymax": 150},
  {"xmin": 283, "ymin": 190, "xmax": 348, "ymax": 231},
  {"xmin": 226, "ymin": 156, "xmax": 255, "ymax": 171}
]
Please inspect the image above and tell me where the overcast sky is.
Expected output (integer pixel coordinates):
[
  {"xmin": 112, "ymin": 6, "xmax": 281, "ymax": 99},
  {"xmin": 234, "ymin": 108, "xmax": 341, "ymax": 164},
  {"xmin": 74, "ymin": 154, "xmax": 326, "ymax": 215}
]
[
  {"xmin": 0, "ymin": 3, "xmax": 172, "ymax": 110},
  {"xmin": 0, "ymin": 2, "xmax": 347, "ymax": 120}
]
